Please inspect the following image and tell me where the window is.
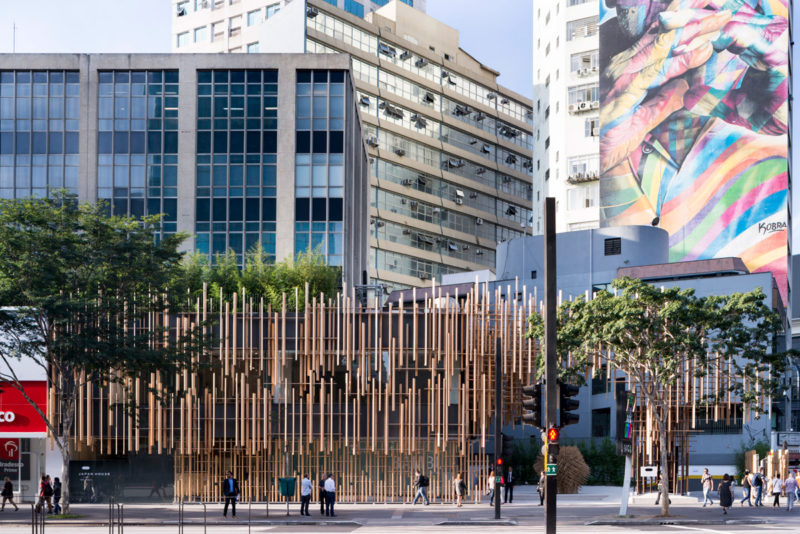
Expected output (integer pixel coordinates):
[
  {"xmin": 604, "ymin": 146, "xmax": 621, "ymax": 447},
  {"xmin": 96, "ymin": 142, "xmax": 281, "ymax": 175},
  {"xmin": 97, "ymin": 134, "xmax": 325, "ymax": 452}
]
[
  {"xmin": 176, "ymin": 32, "xmax": 190, "ymax": 48},
  {"xmin": 266, "ymin": 3, "xmax": 280, "ymax": 18},
  {"xmin": 568, "ymin": 0, "xmax": 590, "ymax": 5},
  {"xmin": 177, "ymin": 1, "xmax": 190, "ymax": 15},
  {"xmin": 194, "ymin": 26, "xmax": 208, "ymax": 43},
  {"xmin": 212, "ymin": 21, "xmax": 225, "ymax": 41},
  {"xmin": 571, "ymin": 50, "xmax": 599, "ymax": 72},
  {"xmin": 247, "ymin": 9, "xmax": 262, "ymax": 26},
  {"xmin": 584, "ymin": 116, "xmax": 599, "ymax": 137},
  {"xmin": 568, "ymin": 84, "xmax": 599, "ymax": 105},
  {"xmin": 229, "ymin": 15, "xmax": 242, "ymax": 37},
  {"xmin": 567, "ymin": 17, "xmax": 598, "ymax": 41},
  {"xmin": 592, "ymin": 408, "xmax": 611, "ymax": 437},
  {"xmin": 567, "ymin": 185, "xmax": 598, "ymax": 210},
  {"xmin": 344, "ymin": 0, "xmax": 364, "ymax": 18},
  {"xmin": 604, "ymin": 237, "xmax": 621, "ymax": 256},
  {"xmin": 247, "ymin": 42, "xmax": 260, "ymax": 53}
]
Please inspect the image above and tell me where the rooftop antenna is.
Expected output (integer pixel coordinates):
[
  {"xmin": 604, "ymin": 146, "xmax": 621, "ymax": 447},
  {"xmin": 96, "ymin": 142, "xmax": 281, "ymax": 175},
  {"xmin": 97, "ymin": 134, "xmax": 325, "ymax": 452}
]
[{"xmin": 12, "ymin": 21, "xmax": 16, "ymax": 53}]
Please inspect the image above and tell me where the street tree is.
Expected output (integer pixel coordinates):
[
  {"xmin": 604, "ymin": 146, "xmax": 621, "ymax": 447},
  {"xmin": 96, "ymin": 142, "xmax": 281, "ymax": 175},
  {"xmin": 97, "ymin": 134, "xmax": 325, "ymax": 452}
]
[
  {"xmin": 0, "ymin": 193, "xmax": 205, "ymax": 512},
  {"xmin": 526, "ymin": 277, "xmax": 785, "ymax": 516}
]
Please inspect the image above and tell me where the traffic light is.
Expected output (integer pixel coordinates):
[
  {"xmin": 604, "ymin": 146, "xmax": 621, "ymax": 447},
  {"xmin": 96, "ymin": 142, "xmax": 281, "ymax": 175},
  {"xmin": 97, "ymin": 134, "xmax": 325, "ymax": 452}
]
[
  {"xmin": 559, "ymin": 381, "xmax": 580, "ymax": 427},
  {"xmin": 547, "ymin": 427, "xmax": 559, "ymax": 443},
  {"xmin": 521, "ymin": 383, "xmax": 543, "ymax": 429},
  {"xmin": 496, "ymin": 457, "xmax": 503, "ymax": 468}
]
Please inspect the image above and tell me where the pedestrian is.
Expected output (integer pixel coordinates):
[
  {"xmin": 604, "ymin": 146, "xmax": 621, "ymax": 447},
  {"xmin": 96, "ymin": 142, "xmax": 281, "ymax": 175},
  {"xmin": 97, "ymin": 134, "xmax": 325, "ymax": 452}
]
[
  {"xmin": 453, "ymin": 472, "xmax": 466, "ymax": 507},
  {"xmin": 718, "ymin": 473, "xmax": 733, "ymax": 515},
  {"xmin": 318, "ymin": 475, "xmax": 326, "ymax": 515},
  {"xmin": 412, "ymin": 470, "xmax": 429, "ymax": 505},
  {"xmin": 487, "ymin": 469, "xmax": 496, "ymax": 506},
  {"xmin": 36, "ymin": 475, "xmax": 53, "ymax": 514},
  {"xmin": 537, "ymin": 471, "xmax": 545, "ymax": 506},
  {"xmin": 740, "ymin": 470, "xmax": 752, "ymax": 507},
  {"xmin": 221, "ymin": 470, "xmax": 240, "ymax": 518},
  {"xmin": 772, "ymin": 472, "xmax": 783, "ymax": 508},
  {"xmin": 753, "ymin": 469, "xmax": 764, "ymax": 506},
  {"xmin": 1, "ymin": 476, "xmax": 19, "ymax": 511},
  {"xmin": 300, "ymin": 473, "xmax": 312, "ymax": 516},
  {"xmin": 702, "ymin": 468, "xmax": 714, "ymax": 507},
  {"xmin": 504, "ymin": 466, "xmax": 515, "ymax": 504},
  {"xmin": 654, "ymin": 472, "xmax": 671, "ymax": 505},
  {"xmin": 784, "ymin": 471, "xmax": 797, "ymax": 511},
  {"xmin": 795, "ymin": 470, "xmax": 800, "ymax": 501},
  {"xmin": 53, "ymin": 477, "xmax": 62, "ymax": 514},
  {"xmin": 324, "ymin": 474, "xmax": 336, "ymax": 517}
]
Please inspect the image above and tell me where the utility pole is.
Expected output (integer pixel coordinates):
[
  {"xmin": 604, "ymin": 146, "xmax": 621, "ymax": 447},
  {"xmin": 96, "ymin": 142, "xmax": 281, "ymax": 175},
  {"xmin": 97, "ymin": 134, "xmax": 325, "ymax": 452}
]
[
  {"xmin": 544, "ymin": 197, "xmax": 557, "ymax": 534},
  {"xmin": 494, "ymin": 337, "xmax": 502, "ymax": 520}
]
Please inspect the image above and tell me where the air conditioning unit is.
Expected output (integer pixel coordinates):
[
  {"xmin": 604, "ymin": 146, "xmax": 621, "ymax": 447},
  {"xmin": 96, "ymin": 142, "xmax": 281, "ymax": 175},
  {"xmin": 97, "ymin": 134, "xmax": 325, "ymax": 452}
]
[
  {"xmin": 399, "ymin": 51, "xmax": 411, "ymax": 61},
  {"xmin": 474, "ymin": 112, "xmax": 486, "ymax": 122},
  {"xmin": 402, "ymin": 228, "xmax": 412, "ymax": 235},
  {"xmin": 415, "ymin": 58, "xmax": 427, "ymax": 68},
  {"xmin": 501, "ymin": 97, "xmax": 510, "ymax": 105},
  {"xmin": 578, "ymin": 101, "xmax": 590, "ymax": 111},
  {"xmin": 568, "ymin": 104, "xmax": 578, "ymax": 113},
  {"xmin": 469, "ymin": 137, "xmax": 478, "ymax": 145},
  {"xmin": 591, "ymin": 100, "xmax": 600, "ymax": 109},
  {"xmin": 306, "ymin": 6, "xmax": 319, "ymax": 18},
  {"xmin": 359, "ymin": 95, "xmax": 371, "ymax": 107},
  {"xmin": 476, "ymin": 218, "xmax": 484, "ymax": 225},
  {"xmin": 366, "ymin": 137, "xmax": 379, "ymax": 147},
  {"xmin": 476, "ymin": 167, "xmax": 486, "ymax": 175},
  {"xmin": 401, "ymin": 179, "xmax": 412, "ymax": 186},
  {"xmin": 481, "ymin": 144, "xmax": 491, "ymax": 154},
  {"xmin": 487, "ymin": 93, "xmax": 497, "ymax": 100},
  {"xmin": 455, "ymin": 189, "xmax": 464, "ymax": 197},
  {"xmin": 454, "ymin": 198, "xmax": 463, "ymax": 205},
  {"xmin": 476, "ymin": 249, "xmax": 484, "ymax": 256},
  {"xmin": 393, "ymin": 147, "xmax": 406, "ymax": 157},
  {"xmin": 422, "ymin": 92, "xmax": 435, "ymax": 104},
  {"xmin": 469, "ymin": 192, "xmax": 478, "ymax": 199}
]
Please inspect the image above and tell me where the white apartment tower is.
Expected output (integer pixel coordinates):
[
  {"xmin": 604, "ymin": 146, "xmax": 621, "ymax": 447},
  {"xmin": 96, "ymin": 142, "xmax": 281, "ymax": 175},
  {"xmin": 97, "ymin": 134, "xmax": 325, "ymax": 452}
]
[{"xmin": 532, "ymin": 0, "xmax": 599, "ymax": 234}]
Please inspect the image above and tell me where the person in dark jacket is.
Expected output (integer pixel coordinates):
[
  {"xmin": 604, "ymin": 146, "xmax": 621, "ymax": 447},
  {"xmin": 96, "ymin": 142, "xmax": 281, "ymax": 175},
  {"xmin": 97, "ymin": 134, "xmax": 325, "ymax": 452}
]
[
  {"xmin": 504, "ymin": 467, "xmax": 515, "ymax": 503},
  {"xmin": 412, "ymin": 470, "xmax": 430, "ymax": 505},
  {"xmin": 318, "ymin": 476, "xmax": 327, "ymax": 515},
  {"xmin": 221, "ymin": 471, "xmax": 240, "ymax": 518},
  {"xmin": 1, "ymin": 476, "xmax": 19, "ymax": 511},
  {"xmin": 53, "ymin": 477, "xmax": 62, "ymax": 514},
  {"xmin": 718, "ymin": 473, "xmax": 733, "ymax": 514}
]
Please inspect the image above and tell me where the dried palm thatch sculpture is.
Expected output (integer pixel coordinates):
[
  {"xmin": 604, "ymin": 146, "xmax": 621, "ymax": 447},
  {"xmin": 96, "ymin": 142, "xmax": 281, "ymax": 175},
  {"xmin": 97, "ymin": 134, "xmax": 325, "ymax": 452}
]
[{"xmin": 535, "ymin": 446, "xmax": 589, "ymax": 494}]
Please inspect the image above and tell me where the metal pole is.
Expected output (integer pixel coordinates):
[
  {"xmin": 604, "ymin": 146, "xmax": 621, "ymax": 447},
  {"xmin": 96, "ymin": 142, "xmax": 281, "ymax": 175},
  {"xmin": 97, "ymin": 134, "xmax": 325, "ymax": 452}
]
[
  {"xmin": 201, "ymin": 502, "xmax": 207, "ymax": 534},
  {"xmin": 30, "ymin": 503, "xmax": 35, "ymax": 534},
  {"xmin": 494, "ymin": 337, "xmax": 502, "ymax": 520},
  {"xmin": 544, "ymin": 197, "xmax": 557, "ymax": 534},
  {"xmin": 619, "ymin": 455, "xmax": 632, "ymax": 516}
]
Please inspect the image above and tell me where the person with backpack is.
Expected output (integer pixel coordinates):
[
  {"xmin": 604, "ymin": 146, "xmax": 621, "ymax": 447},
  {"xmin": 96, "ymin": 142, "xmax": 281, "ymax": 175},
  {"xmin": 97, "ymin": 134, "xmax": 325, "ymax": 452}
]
[
  {"xmin": 36, "ymin": 475, "xmax": 53, "ymax": 514},
  {"xmin": 753, "ymin": 469, "xmax": 764, "ymax": 506},
  {"xmin": 412, "ymin": 470, "xmax": 430, "ymax": 505},
  {"xmin": 1, "ymin": 476, "xmax": 19, "ymax": 511}
]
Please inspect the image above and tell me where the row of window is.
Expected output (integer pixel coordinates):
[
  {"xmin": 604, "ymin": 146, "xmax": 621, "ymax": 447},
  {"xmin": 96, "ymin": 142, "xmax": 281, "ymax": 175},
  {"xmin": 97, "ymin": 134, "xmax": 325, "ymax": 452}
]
[{"xmin": 372, "ymin": 218, "xmax": 494, "ymax": 266}]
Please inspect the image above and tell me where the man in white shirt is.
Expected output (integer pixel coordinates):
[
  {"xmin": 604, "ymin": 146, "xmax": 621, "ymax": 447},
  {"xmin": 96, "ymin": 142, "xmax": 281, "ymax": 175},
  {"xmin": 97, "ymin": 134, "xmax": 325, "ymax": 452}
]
[
  {"xmin": 300, "ymin": 474, "xmax": 312, "ymax": 516},
  {"xmin": 324, "ymin": 474, "xmax": 336, "ymax": 517}
]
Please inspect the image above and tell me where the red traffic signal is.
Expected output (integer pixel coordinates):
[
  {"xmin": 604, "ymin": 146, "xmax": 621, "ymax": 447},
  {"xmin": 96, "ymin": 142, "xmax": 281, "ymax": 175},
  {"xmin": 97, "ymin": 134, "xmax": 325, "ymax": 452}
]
[
  {"xmin": 496, "ymin": 457, "xmax": 503, "ymax": 466},
  {"xmin": 547, "ymin": 427, "xmax": 560, "ymax": 443}
]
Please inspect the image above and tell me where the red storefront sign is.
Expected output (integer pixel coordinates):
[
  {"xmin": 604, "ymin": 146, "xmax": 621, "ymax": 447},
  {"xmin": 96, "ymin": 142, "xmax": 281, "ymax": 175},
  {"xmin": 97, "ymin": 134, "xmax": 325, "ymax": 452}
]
[
  {"xmin": 0, "ymin": 438, "xmax": 19, "ymax": 460},
  {"xmin": 0, "ymin": 381, "xmax": 47, "ymax": 434}
]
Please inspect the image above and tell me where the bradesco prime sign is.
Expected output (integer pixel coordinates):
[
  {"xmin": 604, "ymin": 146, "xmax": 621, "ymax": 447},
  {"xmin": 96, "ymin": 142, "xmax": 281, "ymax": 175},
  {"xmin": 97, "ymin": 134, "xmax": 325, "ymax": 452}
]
[{"xmin": 0, "ymin": 381, "xmax": 47, "ymax": 435}]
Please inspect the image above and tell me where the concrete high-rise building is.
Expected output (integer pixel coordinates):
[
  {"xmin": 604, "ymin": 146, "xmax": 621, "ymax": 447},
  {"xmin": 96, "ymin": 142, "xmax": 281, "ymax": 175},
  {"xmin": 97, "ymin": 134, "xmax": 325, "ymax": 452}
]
[
  {"xmin": 173, "ymin": 0, "xmax": 535, "ymax": 291},
  {"xmin": 0, "ymin": 54, "xmax": 369, "ymax": 286},
  {"xmin": 532, "ymin": 0, "xmax": 599, "ymax": 234},
  {"xmin": 173, "ymin": 0, "xmax": 425, "ymax": 54}
]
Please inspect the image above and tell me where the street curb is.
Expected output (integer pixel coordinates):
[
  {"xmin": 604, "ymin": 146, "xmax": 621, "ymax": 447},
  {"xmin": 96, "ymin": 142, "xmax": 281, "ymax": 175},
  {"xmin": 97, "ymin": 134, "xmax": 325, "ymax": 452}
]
[
  {"xmin": 0, "ymin": 520, "xmax": 364, "ymax": 527},
  {"xmin": 437, "ymin": 519, "xmax": 518, "ymax": 526},
  {"xmin": 587, "ymin": 519, "xmax": 773, "ymax": 526}
]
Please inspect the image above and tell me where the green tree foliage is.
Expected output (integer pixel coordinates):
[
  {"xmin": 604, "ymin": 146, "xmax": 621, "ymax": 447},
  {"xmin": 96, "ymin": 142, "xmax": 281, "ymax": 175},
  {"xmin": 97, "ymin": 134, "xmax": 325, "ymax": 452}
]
[
  {"xmin": 181, "ymin": 246, "xmax": 341, "ymax": 311},
  {"xmin": 577, "ymin": 438, "xmax": 625, "ymax": 485},
  {"xmin": 0, "ymin": 193, "xmax": 206, "ymax": 512},
  {"xmin": 734, "ymin": 439, "xmax": 770, "ymax": 480},
  {"xmin": 508, "ymin": 437, "xmax": 541, "ymax": 484},
  {"xmin": 526, "ymin": 277, "xmax": 784, "ymax": 516}
]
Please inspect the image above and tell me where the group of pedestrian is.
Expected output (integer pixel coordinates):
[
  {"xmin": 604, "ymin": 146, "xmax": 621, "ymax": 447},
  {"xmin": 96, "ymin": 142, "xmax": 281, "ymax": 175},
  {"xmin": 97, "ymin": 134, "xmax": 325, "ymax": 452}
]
[
  {"xmin": 35, "ymin": 475, "xmax": 61, "ymax": 515},
  {"xmin": 700, "ymin": 468, "xmax": 800, "ymax": 514}
]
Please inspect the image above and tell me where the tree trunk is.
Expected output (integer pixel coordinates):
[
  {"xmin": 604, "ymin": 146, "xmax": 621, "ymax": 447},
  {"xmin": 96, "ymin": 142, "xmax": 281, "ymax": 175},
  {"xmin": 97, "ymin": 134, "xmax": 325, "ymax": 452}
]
[
  {"xmin": 60, "ymin": 440, "xmax": 71, "ymax": 514},
  {"xmin": 657, "ymin": 417, "xmax": 670, "ymax": 516}
]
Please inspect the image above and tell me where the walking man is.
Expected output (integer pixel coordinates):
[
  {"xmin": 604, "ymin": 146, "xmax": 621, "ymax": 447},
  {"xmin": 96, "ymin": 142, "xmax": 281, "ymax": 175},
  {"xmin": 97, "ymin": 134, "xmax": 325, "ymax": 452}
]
[
  {"xmin": 324, "ymin": 474, "xmax": 336, "ymax": 517},
  {"xmin": 222, "ymin": 471, "xmax": 240, "ymax": 518},
  {"xmin": 785, "ymin": 471, "xmax": 797, "ymax": 511},
  {"xmin": 504, "ymin": 466, "xmax": 515, "ymax": 504},
  {"xmin": 412, "ymin": 470, "xmax": 429, "ymax": 505},
  {"xmin": 52, "ymin": 477, "xmax": 62, "ymax": 515},
  {"xmin": 300, "ymin": 474, "xmax": 312, "ymax": 516},
  {"xmin": 702, "ymin": 468, "xmax": 714, "ymax": 507},
  {"xmin": 753, "ymin": 469, "xmax": 764, "ymax": 506},
  {"xmin": 318, "ymin": 475, "xmax": 326, "ymax": 515},
  {"xmin": 1, "ymin": 476, "xmax": 19, "ymax": 511},
  {"xmin": 740, "ymin": 470, "xmax": 752, "ymax": 507}
]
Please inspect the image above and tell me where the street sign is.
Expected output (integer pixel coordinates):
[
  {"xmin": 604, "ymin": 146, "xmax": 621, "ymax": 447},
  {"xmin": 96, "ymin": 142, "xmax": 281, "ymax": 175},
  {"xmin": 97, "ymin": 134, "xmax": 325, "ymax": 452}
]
[
  {"xmin": 640, "ymin": 465, "xmax": 657, "ymax": 478},
  {"xmin": 616, "ymin": 440, "xmax": 632, "ymax": 456},
  {"xmin": 0, "ymin": 438, "xmax": 19, "ymax": 461},
  {"xmin": 546, "ymin": 464, "xmax": 557, "ymax": 476},
  {"xmin": 495, "ymin": 476, "xmax": 502, "ymax": 483}
]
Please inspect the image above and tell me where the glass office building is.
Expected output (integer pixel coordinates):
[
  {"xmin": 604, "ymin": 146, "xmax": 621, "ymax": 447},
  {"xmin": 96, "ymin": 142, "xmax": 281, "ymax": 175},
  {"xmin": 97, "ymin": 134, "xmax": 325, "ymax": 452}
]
[{"xmin": 0, "ymin": 54, "xmax": 368, "ymax": 287}]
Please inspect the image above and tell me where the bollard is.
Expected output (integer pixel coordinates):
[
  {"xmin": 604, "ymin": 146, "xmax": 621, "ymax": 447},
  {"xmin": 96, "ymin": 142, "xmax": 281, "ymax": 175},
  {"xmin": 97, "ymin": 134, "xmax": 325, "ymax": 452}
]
[
  {"xmin": 30, "ymin": 503, "xmax": 35, "ymax": 534},
  {"xmin": 248, "ymin": 500, "xmax": 252, "ymax": 534},
  {"xmin": 200, "ymin": 502, "xmax": 207, "ymax": 534}
]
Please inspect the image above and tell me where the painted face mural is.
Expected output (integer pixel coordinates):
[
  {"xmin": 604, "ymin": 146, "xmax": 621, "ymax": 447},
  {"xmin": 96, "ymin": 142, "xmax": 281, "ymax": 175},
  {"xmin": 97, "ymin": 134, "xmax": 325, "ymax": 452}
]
[{"xmin": 599, "ymin": 0, "xmax": 789, "ymax": 302}]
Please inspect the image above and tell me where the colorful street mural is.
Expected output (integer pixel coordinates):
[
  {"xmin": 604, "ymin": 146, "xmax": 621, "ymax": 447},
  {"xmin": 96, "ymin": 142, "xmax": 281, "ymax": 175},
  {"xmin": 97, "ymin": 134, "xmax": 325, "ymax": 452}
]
[{"xmin": 599, "ymin": 0, "xmax": 789, "ymax": 303}]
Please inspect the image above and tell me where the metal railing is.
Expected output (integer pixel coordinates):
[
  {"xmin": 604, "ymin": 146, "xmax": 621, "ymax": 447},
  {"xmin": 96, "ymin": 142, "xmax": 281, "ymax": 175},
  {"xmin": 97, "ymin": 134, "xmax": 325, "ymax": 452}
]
[{"xmin": 30, "ymin": 503, "xmax": 44, "ymax": 534}]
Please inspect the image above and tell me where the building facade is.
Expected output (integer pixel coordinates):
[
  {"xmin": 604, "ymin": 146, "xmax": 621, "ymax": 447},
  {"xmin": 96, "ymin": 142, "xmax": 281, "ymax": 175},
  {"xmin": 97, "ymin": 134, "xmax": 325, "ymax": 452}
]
[
  {"xmin": 532, "ymin": 0, "xmax": 600, "ymax": 235},
  {"xmin": 0, "ymin": 53, "xmax": 369, "ymax": 286},
  {"xmin": 174, "ymin": 0, "xmax": 426, "ymax": 56},
  {"xmin": 173, "ymin": 0, "xmax": 535, "ymax": 292}
]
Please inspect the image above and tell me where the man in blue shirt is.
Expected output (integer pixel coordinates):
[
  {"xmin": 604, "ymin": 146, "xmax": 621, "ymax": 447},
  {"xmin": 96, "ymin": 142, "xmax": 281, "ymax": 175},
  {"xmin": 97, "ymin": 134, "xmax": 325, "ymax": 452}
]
[{"xmin": 222, "ymin": 471, "xmax": 240, "ymax": 517}]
